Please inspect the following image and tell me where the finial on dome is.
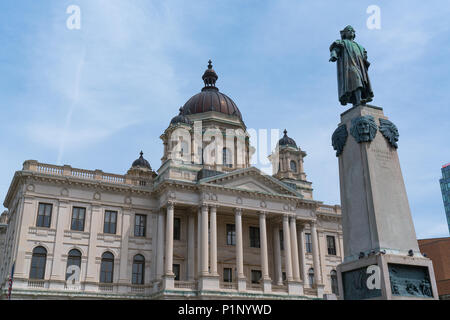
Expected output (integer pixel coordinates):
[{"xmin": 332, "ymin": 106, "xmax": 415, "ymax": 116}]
[
  {"xmin": 283, "ymin": 129, "xmax": 288, "ymax": 136},
  {"xmin": 140, "ymin": 150, "xmax": 144, "ymax": 157},
  {"xmin": 202, "ymin": 59, "xmax": 219, "ymax": 91}
]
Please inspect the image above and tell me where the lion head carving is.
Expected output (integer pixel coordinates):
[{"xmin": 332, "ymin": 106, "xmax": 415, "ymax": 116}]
[{"xmin": 350, "ymin": 115, "xmax": 377, "ymax": 143}]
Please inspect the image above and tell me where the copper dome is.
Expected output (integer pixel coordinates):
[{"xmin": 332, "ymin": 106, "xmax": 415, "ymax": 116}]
[{"xmin": 181, "ymin": 60, "xmax": 242, "ymax": 120}]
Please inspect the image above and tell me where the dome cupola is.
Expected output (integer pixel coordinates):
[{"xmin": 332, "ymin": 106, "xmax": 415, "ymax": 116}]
[
  {"xmin": 181, "ymin": 60, "xmax": 243, "ymax": 120},
  {"xmin": 131, "ymin": 151, "xmax": 152, "ymax": 170},
  {"xmin": 278, "ymin": 129, "xmax": 297, "ymax": 148},
  {"xmin": 170, "ymin": 107, "xmax": 193, "ymax": 126}
]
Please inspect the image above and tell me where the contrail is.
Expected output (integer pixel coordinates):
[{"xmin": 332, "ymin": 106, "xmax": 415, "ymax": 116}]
[{"xmin": 57, "ymin": 47, "xmax": 86, "ymax": 165}]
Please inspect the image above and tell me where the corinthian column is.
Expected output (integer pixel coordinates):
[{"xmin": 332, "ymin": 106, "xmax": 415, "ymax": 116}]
[
  {"xmin": 273, "ymin": 226, "xmax": 283, "ymax": 285},
  {"xmin": 289, "ymin": 216, "xmax": 300, "ymax": 281},
  {"xmin": 259, "ymin": 212, "xmax": 269, "ymax": 280},
  {"xmin": 210, "ymin": 205, "xmax": 218, "ymax": 276},
  {"xmin": 310, "ymin": 221, "xmax": 322, "ymax": 285},
  {"xmin": 164, "ymin": 203, "xmax": 174, "ymax": 276},
  {"xmin": 282, "ymin": 215, "xmax": 293, "ymax": 281},
  {"xmin": 235, "ymin": 208, "xmax": 244, "ymax": 278},
  {"xmin": 201, "ymin": 205, "xmax": 209, "ymax": 275}
]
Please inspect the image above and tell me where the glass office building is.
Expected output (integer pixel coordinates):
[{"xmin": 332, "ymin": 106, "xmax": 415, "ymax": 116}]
[{"xmin": 440, "ymin": 163, "xmax": 450, "ymax": 234}]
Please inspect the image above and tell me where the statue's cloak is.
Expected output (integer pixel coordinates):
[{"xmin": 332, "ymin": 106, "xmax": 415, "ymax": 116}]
[{"xmin": 330, "ymin": 39, "xmax": 374, "ymax": 105}]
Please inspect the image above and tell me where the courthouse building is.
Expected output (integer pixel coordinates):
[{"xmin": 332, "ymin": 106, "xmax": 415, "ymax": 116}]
[{"xmin": 0, "ymin": 62, "xmax": 343, "ymax": 299}]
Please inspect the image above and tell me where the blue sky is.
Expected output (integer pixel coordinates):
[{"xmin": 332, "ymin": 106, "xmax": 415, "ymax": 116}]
[{"xmin": 0, "ymin": 0, "xmax": 449, "ymax": 239}]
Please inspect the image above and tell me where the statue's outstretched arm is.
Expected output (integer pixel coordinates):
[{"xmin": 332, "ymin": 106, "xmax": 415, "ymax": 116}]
[{"xmin": 329, "ymin": 40, "xmax": 342, "ymax": 62}]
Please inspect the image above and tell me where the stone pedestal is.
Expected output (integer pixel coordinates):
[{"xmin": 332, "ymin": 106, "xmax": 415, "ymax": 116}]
[
  {"xmin": 237, "ymin": 277, "xmax": 247, "ymax": 291},
  {"xmin": 162, "ymin": 275, "xmax": 175, "ymax": 290},
  {"xmin": 198, "ymin": 275, "xmax": 220, "ymax": 291},
  {"xmin": 262, "ymin": 279, "xmax": 272, "ymax": 293},
  {"xmin": 287, "ymin": 280, "xmax": 304, "ymax": 296},
  {"xmin": 334, "ymin": 104, "xmax": 438, "ymax": 300}
]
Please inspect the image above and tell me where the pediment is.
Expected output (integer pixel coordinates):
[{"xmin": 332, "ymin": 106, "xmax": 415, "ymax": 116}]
[{"xmin": 199, "ymin": 167, "xmax": 302, "ymax": 198}]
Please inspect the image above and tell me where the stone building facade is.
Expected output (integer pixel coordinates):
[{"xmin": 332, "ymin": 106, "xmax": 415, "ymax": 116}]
[{"xmin": 0, "ymin": 62, "xmax": 343, "ymax": 300}]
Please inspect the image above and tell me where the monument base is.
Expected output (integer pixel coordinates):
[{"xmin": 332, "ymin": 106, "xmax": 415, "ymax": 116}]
[{"xmin": 337, "ymin": 253, "xmax": 438, "ymax": 300}]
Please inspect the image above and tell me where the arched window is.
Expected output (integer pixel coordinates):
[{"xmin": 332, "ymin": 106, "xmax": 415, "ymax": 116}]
[
  {"xmin": 290, "ymin": 160, "xmax": 297, "ymax": 172},
  {"xmin": 132, "ymin": 254, "xmax": 145, "ymax": 285},
  {"xmin": 331, "ymin": 270, "xmax": 339, "ymax": 295},
  {"xmin": 30, "ymin": 246, "xmax": 47, "ymax": 279},
  {"xmin": 100, "ymin": 252, "xmax": 114, "ymax": 283},
  {"xmin": 223, "ymin": 148, "xmax": 232, "ymax": 167},
  {"xmin": 308, "ymin": 268, "xmax": 315, "ymax": 287},
  {"xmin": 66, "ymin": 249, "xmax": 82, "ymax": 282}
]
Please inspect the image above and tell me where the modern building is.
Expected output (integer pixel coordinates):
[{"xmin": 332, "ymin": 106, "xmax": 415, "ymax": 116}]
[
  {"xmin": 0, "ymin": 62, "xmax": 343, "ymax": 300},
  {"xmin": 440, "ymin": 163, "xmax": 450, "ymax": 234},
  {"xmin": 418, "ymin": 237, "xmax": 450, "ymax": 300}
]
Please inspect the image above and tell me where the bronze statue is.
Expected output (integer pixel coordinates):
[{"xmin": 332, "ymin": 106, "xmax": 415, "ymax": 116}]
[{"xmin": 330, "ymin": 26, "xmax": 374, "ymax": 106}]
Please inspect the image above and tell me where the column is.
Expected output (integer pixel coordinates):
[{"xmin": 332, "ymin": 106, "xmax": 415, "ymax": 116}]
[
  {"xmin": 259, "ymin": 212, "xmax": 269, "ymax": 280},
  {"xmin": 187, "ymin": 214, "xmax": 195, "ymax": 281},
  {"xmin": 282, "ymin": 215, "xmax": 293, "ymax": 281},
  {"xmin": 201, "ymin": 205, "xmax": 209, "ymax": 275},
  {"xmin": 235, "ymin": 208, "xmax": 245, "ymax": 290},
  {"xmin": 209, "ymin": 206, "xmax": 218, "ymax": 276},
  {"xmin": 156, "ymin": 210, "xmax": 165, "ymax": 279},
  {"xmin": 118, "ymin": 210, "xmax": 132, "ymax": 291},
  {"xmin": 297, "ymin": 224, "xmax": 307, "ymax": 284},
  {"xmin": 273, "ymin": 226, "xmax": 283, "ymax": 285},
  {"xmin": 289, "ymin": 217, "xmax": 300, "ymax": 281},
  {"xmin": 197, "ymin": 207, "xmax": 201, "ymax": 277},
  {"xmin": 310, "ymin": 221, "xmax": 322, "ymax": 285},
  {"xmin": 164, "ymin": 203, "xmax": 174, "ymax": 276}
]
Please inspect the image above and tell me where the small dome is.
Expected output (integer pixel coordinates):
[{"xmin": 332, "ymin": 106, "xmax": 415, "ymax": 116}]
[
  {"xmin": 279, "ymin": 129, "xmax": 297, "ymax": 148},
  {"xmin": 132, "ymin": 151, "xmax": 152, "ymax": 170},
  {"xmin": 181, "ymin": 60, "xmax": 243, "ymax": 120},
  {"xmin": 170, "ymin": 107, "xmax": 193, "ymax": 126}
]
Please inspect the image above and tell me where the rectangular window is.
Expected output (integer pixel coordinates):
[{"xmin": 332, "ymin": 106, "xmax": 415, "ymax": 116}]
[
  {"xmin": 279, "ymin": 230, "xmax": 284, "ymax": 250},
  {"xmin": 249, "ymin": 226, "xmax": 260, "ymax": 248},
  {"xmin": 37, "ymin": 203, "xmax": 53, "ymax": 228},
  {"xmin": 282, "ymin": 272, "xmax": 286, "ymax": 281},
  {"xmin": 305, "ymin": 233, "xmax": 312, "ymax": 253},
  {"xmin": 174, "ymin": 217, "xmax": 181, "ymax": 240},
  {"xmin": 173, "ymin": 264, "xmax": 180, "ymax": 281},
  {"xmin": 71, "ymin": 207, "xmax": 86, "ymax": 231},
  {"xmin": 327, "ymin": 235, "xmax": 337, "ymax": 255},
  {"xmin": 134, "ymin": 214, "xmax": 146, "ymax": 237},
  {"xmin": 226, "ymin": 224, "xmax": 236, "ymax": 245},
  {"xmin": 223, "ymin": 268, "xmax": 232, "ymax": 283},
  {"xmin": 251, "ymin": 270, "xmax": 262, "ymax": 284},
  {"xmin": 104, "ymin": 210, "xmax": 117, "ymax": 234}
]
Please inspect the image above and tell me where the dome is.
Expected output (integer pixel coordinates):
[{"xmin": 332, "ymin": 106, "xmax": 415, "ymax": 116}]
[
  {"xmin": 278, "ymin": 129, "xmax": 297, "ymax": 148},
  {"xmin": 181, "ymin": 60, "xmax": 242, "ymax": 120},
  {"xmin": 170, "ymin": 107, "xmax": 193, "ymax": 126},
  {"xmin": 132, "ymin": 151, "xmax": 152, "ymax": 170}
]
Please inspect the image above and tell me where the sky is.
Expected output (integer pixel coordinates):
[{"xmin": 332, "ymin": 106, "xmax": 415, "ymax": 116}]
[{"xmin": 0, "ymin": 0, "xmax": 449, "ymax": 239}]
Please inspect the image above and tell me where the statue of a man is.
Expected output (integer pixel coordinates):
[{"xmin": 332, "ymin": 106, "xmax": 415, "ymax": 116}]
[{"xmin": 329, "ymin": 25, "xmax": 374, "ymax": 106}]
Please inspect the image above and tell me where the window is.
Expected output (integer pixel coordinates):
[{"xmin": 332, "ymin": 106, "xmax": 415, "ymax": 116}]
[
  {"xmin": 134, "ymin": 214, "xmax": 146, "ymax": 237},
  {"xmin": 226, "ymin": 224, "xmax": 236, "ymax": 245},
  {"xmin": 282, "ymin": 272, "xmax": 286, "ymax": 281},
  {"xmin": 308, "ymin": 268, "xmax": 315, "ymax": 287},
  {"xmin": 290, "ymin": 160, "xmax": 297, "ymax": 172},
  {"xmin": 251, "ymin": 270, "xmax": 262, "ymax": 284},
  {"xmin": 173, "ymin": 264, "xmax": 180, "ymax": 281},
  {"xmin": 180, "ymin": 141, "xmax": 189, "ymax": 159},
  {"xmin": 71, "ymin": 207, "xmax": 86, "ymax": 231},
  {"xmin": 66, "ymin": 249, "xmax": 81, "ymax": 282},
  {"xmin": 327, "ymin": 235, "xmax": 337, "ymax": 255},
  {"xmin": 100, "ymin": 252, "xmax": 114, "ymax": 283},
  {"xmin": 331, "ymin": 270, "xmax": 339, "ymax": 295},
  {"xmin": 132, "ymin": 254, "xmax": 145, "ymax": 285},
  {"xmin": 174, "ymin": 217, "xmax": 181, "ymax": 240},
  {"xmin": 29, "ymin": 246, "xmax": 47, "ymax": 279},
  {"xmin": 249, "ymin": 226, "xmax": 260, "ymax": 248},
  {"xmin": 223, "ymin": 148, "xmax": 232, "ymax": 167},
  {"xmin": 37, "ymin": 203, "xmax": 52, "ymax": 228},
  {"xmin": 104, "ymin": 211, "xmax": 117, "ymax": 234},
  {"xmin": 223, "ymin": 268, "xmax": 233, "ymax": 283},
  {"xmin": 279, "ymin": 230, "xmax": 284, "ymax": 250},
  {"xmin": 305, "ymin": 233, "xmax": 312, "ymax": 253}
]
